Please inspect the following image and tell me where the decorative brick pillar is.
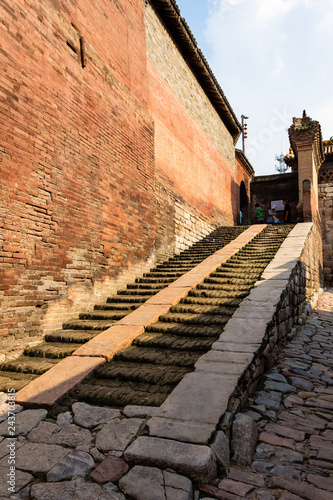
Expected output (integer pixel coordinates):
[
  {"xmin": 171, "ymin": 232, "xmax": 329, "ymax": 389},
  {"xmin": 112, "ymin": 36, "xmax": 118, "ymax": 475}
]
[{"xmin": 288, "ymin": 113, "xmax": 324, "ymax": 221}]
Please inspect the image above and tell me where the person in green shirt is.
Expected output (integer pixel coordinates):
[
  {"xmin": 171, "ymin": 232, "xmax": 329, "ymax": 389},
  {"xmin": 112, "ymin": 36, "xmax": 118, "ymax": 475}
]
[{"xmin": 254, "ymin": 203, "xmax": 265, "ymax": 223}]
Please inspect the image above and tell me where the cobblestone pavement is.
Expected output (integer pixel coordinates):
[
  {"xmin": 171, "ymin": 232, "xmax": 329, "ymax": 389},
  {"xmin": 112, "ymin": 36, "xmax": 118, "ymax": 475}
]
[
  {"xmin": 200, "ymin": 289, "xmax": 333, "ymax": 499},
  {"xmin": 1, "ymin": 291, "xmax": 333, "ymax": 499}
]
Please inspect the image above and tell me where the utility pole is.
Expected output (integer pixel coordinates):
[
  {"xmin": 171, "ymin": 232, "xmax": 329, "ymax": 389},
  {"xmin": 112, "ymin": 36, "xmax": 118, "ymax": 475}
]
[{"xmin": 241, "ymin": 115, "xmax": 248, "ymax": 154}]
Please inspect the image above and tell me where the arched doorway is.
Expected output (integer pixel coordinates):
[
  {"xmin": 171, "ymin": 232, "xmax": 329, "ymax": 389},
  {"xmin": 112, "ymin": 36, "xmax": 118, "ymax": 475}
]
[{"xmin": 240, "ymin": 181, "xmax": 249, "ymax": 225}]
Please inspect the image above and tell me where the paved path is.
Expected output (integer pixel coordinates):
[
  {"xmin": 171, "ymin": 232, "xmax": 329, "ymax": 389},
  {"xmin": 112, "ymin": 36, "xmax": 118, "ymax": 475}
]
[
  {"xmin": 200, "ymin": 289, "xmax": 333, "ymax": 499},
  {"xmin": 1, "ymin": 290, "xmax": 333, "ymax": 499}
]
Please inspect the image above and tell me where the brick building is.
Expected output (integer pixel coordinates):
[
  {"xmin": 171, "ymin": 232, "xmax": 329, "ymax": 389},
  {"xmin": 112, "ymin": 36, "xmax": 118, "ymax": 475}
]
[{"xmin": 0, "ymin": 0, "xmax": 253, "ymax": 343}]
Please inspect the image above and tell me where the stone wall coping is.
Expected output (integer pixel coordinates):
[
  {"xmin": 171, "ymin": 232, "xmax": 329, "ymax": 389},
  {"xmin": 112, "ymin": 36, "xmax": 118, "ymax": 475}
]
[{"xmin": 144, "ymin": 222, "xmax": 313, "ymax": 456}]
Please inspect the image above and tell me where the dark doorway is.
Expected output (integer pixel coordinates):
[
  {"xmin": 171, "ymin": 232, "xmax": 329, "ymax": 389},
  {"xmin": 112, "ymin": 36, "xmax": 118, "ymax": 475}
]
[{"xmin": 240, "ymin": 181, "xmax": 249, "ymax": 225}]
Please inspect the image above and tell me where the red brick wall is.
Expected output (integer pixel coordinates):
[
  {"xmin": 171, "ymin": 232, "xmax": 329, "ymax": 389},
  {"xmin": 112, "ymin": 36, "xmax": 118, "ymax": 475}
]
[
  {"xmin": 149, "ymin": 63, "xmax": 236, "ymax": 225},
  {"xmin": 0, "ymin": 0, "xmax": 245, "ymax": 343},
  {"xmin": 0, "ymin": 0, "xmax": 155, "ymax": 340}
]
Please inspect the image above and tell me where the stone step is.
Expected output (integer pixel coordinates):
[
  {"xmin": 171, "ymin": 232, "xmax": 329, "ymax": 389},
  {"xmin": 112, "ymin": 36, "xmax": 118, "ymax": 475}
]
[
  {"xmin": 114, "ymin": 346, "xmax": 202, "ymax": 367},
  {"xmin": 157, "ymin": 312, "xmax": 230, "ymax": 326},
  {"xmin": 0, "ymin": 371, "xmax": 38, "ymax": 392},
  {"xmin": 219, "ymin": 262, "xmax": 268, "ymax": 269},
  {"xmin": 106, "ymin": 295, "xmax": 152, "ymax": 303},
  {"xmin": 94, "ymin": 303, "xmax": 140, "ymax": 311},
  {"xmin": 169, "ymin": 304, "xmax": 236, "ymax": 316},
  {"xmin": 203, "ymin": 277, "xmax": 256, "ymax": 285},
  {"xmin": 63, "ymin": 319, "xmax": 116, "ymax": 330},
  {"xmin": 180, "ymin": 297, "xmax": 243, "ymax": 307},
  {"xmin": 133, "ymin": 333, "xmax": 215, "ymax": 351},
  {"xmin": 79, "ymin": 310, "xmax": 129, "ymax": 321},
  {"xmin": 187, "ymin": 289, "xmax": 249, "ymax": 299},
  {"xmin": 0, "ymin": 356, "xmax": 58, "ymax": 375},
  {"xmin": 117, "ymin": 289, "xmax": 158, "ymax": 296},
  {"xmin": 196, "ymin": 283, "xmax": 251, "ymax": 292},
  {"xmin": 126, "ymin": 283, "xmax": 168, "ymax": 290},
  {"xmin": 135, "ymin": 277, "xmax": 177, "ymax": 284},
  {"xmin": 209, "ymin": 270, "xmax": 263, "ymax": 278},
  {"xmin": 73, "ymin": 382, "xmax": 169, "ymax": 408},
  {"xmin": 94, "ymin": 361, "xmax": 191, "ymax": 385},
  {"xmin": 145, "ymin": 321, "xmax": 223, "ymax": 337},
  {"xmin": 143, "ymin": 271, "xmax": 186, "ymax": 278},
  {"xmin": 45, "ymin": 330, "xmax": 99, "ymax": 344},
  {"xmin": 23, "ymin": 342, "xmax": 82, "ymax": 359}
]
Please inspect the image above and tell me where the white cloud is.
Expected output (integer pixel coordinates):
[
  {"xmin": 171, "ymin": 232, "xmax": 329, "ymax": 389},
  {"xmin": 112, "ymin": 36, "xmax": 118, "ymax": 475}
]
[
  {"xmin": 179, "ymin": 0, "xmax": 333, "ymax": 174},
  {"xmin": 316, "ymin": 10, "xmax": 333, "ymax": 38},
  {"xmin": 273, "ymin": 48, "xmax": 284, "ymax": 76},
  {"xmin": 254, "ymin": 0, "xmax": 301, "ymax": 26}
]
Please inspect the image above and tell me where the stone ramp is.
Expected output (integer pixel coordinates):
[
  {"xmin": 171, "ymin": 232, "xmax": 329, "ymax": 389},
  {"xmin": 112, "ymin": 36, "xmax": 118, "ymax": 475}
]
[
  {"xmin": 0, "ymin": 226, "xmax": 244, "ymax": 393},
  {"xmin": 0, "ymin": 222, "xmax": 324, "ymax": 499},
  {"xmin": 72, "ymin": 224, "xmax": 292, "ymax": 408},
  {"xmin": 14, "ymin": 225, "xmax": 261, "ymax": 407}
]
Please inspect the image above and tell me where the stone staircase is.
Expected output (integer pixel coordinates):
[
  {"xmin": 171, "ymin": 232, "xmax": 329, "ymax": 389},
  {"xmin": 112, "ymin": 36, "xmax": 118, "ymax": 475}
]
[
  {"xmin": 0, "ymin": 226, "xmax": 245, "ymax": 392},
  {"xmin": 71, "ymin": 224, "xmax": 293, "ymax": 408}
]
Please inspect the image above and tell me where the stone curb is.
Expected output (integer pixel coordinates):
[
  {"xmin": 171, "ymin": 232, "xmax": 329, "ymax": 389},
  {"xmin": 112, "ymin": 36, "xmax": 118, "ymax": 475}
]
[{"xmin": 15, "ymin": 225, "xmax": 265, "ymax": 408}]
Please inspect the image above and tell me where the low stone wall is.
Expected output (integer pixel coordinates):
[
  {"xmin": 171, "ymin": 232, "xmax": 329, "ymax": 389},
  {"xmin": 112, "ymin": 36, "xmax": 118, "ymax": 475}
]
[
  {"xmin": 124, "ymin": 222, "xmax": 323, "ymax": 482},
  {"xmin": 319, "ymin": 182, "xmax": 333, "ymax": 285}
]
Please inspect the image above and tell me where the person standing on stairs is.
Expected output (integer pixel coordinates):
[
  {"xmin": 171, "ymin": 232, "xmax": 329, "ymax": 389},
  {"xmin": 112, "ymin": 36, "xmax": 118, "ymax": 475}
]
[{"xmin": 283, "ymin": 199, "xmax": 291, "ymax": 223}]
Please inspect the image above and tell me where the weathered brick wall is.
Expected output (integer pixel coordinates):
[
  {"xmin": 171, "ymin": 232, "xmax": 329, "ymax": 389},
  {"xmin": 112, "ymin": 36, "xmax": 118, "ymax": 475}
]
[
  {"xmin": 144, "ymin": 3, "xmax": 238, "ymax": 227},
  {"xmin": 0, "ymin": 0, "xmax": 155, "ymax": 341},
  {"xmin": 0, "ymin": 0, "xmax": 248, "ymax": 345},
  {"xmin": 319, "ymin": 182, "xmax": 333, "ymax": 285}
]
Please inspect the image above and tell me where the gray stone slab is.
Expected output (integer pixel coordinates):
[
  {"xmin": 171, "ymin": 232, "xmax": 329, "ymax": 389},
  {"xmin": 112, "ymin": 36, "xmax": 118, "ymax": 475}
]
[
  {"xmin": 95, "ymin": 418, "xmax": 144, "ymax": 453},
  {"xmin": 264, "ymin": 258, "xmax": 299, "ymax": 271},
  {"xmin": 232, "ymin": 414, "xmax": 258, "ymax": 466},
  {"xmin": 0, "ymin": 403, "xmax": 23, "ymax": 424},
  {"xmin": 220, "ymin": 318, "xmax": 269, "ymax": 343},
  {"xmin": 27, "ymin": 421, "xmax": 61, "ymax": 443},
  {"xmin": 124, "ymin": 436, "xmax": 216, "ymax": 482},
  {"xmin": 194, "ymin": 358, "xmax": 247, "ymax": 376},
  {"xmin": 212, "ymin": 341, "xmax": 260, "ymax": 353},
  {"xmin": 56, "ymin": 411, "xmax": 73, "ymax": 428},
  {"xmin": 119, "ymin": 466, "xmax": 166, "ymax": 500},
  {"xmin": 0, "ymin": 465, "xmax": 33, "ymax": 497},
  {"xmin": 123, "ymin": 405, "xmax": 158, "ymax": 418},
  {"xmin": 210, "ymin": 431, "xmax": 230, "ymax": 471},
  {"xmin": 260, "ymin": 270, "xmax": 293, "ymax": 280},
  {"xmin": 47, "ymin": 450, "xmax": 95, "ymax": 482},
  {"xmin": 48, "ymin": 424, "xmax": 92, "ymax": 448},
  {"xmin": 72, "ymin": 402, "xmax": 122, "ymax": 428},
  {"xmin": 148, "ymin": 416, "xmax": 215, "ymax": 444},
  {"xmin": 254, "ymin": 279, "xmax": 289, "ymax": 290},
  {"xmin": 231, "ymin": 307, "xmax": 276, "ymax": 320},
  {"xmin": 30, "ymin": 480, "xmax": 123, "ymax": 500},
  {"xmin": 194, "ymin": 350, "xmax": 253, "ymax": 374},
  {"xmin": 152, "ymin": 371, "xmax": 237, "ymax": 425},
  {"xmin": 118, "ymin": 466, "xmax": 193, "ymax": 500},
  {"xmin": 264, "ymin": 381, "xmax": 296, "ymax": 393},
  {"xmin": 0, "ymin": 409, "xmax": 47, "ymax": 437},
  {"xmin": 7, "ymin": 442, "xmax": 70, "ymax": 474},
  {"xmin": 0, "ymin": 438, "xmax": 24, "ymax": 460}
]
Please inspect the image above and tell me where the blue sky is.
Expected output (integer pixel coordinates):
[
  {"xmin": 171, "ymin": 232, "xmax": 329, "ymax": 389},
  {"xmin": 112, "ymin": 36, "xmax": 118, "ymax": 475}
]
[{"xmin": 176, "ymin": 0, "xmax": 333, "ymax": 176}]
